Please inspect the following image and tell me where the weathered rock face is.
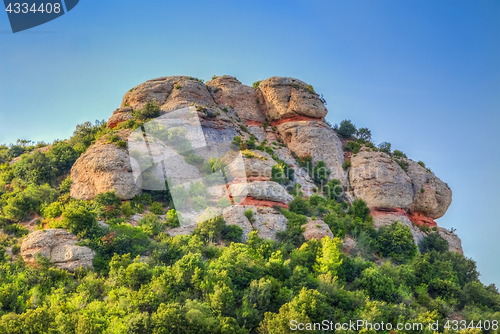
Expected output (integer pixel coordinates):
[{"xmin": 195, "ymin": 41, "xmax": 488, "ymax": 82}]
[
  {"xmin": 302, "ymin": 219, "xmax": 334, "ymax": 241},
  {"xmin": 242, "ymin": 150, "xmax": 276, "ymax": 179},
  {"xmin": 122, "ymin": 76, "xmax": 216, "ymax": 111},
  {"xmin": 21, "ymin": 229, "xmax": 95, "ymax": 271},
  {"xmin": 406, "ymin": 160, "xmax": 452, "ymax": 219},
  {"xmin": 107, "ymin": 107, "xmax": 133, "ymax": 129},
  {"xmin": 438, "ymin": 227, "xmax": 463, "ymax": 254},
  {"xmin": 223, "ymin": 205, "xmax": 287, "ymax": 241},
  {"xmin": 206, "ymin": 76, "xmax": 266, "ymax": 123},
  {"xmin": 258, "ymin": 77, "xmax": 327, "ymax": 121},
  {"xmin": 277, "ymin": 120, "xmax": 346, "ymax": 184},
  {"xmin": 230, "ymin": 181, "xmax": 294, "ymax": 204},
  {"xmin": 350, "ymin": 150, "xmax": 414, "ymax": 209},
  {"xmin": 70, "ymin": 129, "xmax": 141, "ymax": 200}
]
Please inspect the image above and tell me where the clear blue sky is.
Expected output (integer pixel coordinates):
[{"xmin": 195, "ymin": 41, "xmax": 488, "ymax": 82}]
[{"xmin": 0, "ymin": 0, "xmax": 499, "ymax": 286}]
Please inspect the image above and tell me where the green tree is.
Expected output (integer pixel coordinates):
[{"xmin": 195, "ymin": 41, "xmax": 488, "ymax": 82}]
[
  {"xmin": 46, "ymin": 141, "xmax": 79, "ymax": 173},
  {"xmin": 313, "ymin": 236, "xmax": 343, "ymax": 275},
  {"xmin": 357, "ymin": 127, "xmax": 372, "ymax": 142},
  {"xmin": 376, "ymin": 222, "xmax": 417, "ymax": 262},
  {"xmin": 378, "ymin": 141, "xmax": 392, "ymax": 154},
  {"xmin": 13, "ymin": 151, "xmax": 55, "ymax": 185},
  {"xmin": 337, "ymin": 119, "xmax": 357, "ymax": 138}
]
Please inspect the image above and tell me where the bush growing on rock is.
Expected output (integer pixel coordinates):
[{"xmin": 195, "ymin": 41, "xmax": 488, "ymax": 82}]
[
  {"xmin": 356, "ymin": 127, "xmax": 372, "ymax": 142},
  {"xmin": 312, "ymin": 161, "xmax": 331, "ymax": 186},
  {"xmin": 289, "ymin": 197, "xmax": 310, "ymax": 216},
  {"xmin": 132, "ymin": 100, "xmax": 160, "ymax": 121},
  {"xmin": 378, "ymin": 141, "xmax": 392, "ymax": 154},
  {"xmin": 166, "ymin": 209, "xmax": 180, "ymax": 228},
  {"xmin": 337, "ymin": 119, "xmax": 357, "ymax": 138},
  {"xmin": 149, "ymin": 202, "xmax": 164, "ymax": 215},
  {"xmin": 392, "ymin": 149, "xmax": 407, "ymax": 159},
  {"xmin": 138, "ymin": 213, "xmax": 163, "ymax": 236},
  {"xmin": 344, "ymin": 141, "xmax": 361, "ymax": 154}
]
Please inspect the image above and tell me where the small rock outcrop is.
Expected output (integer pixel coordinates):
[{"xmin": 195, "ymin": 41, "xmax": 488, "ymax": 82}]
[
  {"xmin": 276, "ymin": 120, "xmax": 346, "ymax": 183},
  {"xmin": 21, "ymin": 229, "xmax": 95, "ymax": 271},
  {"xmin": 406, "ymin": 160, "xmax": 452, "ymax": 219},
  {"xmin": 70, "ymin": 129, "xmax": 141, "ymax": 200},
  {"xmin": 206, "ymin": 76, "xmax": 266, "ymax": 123},
  {"xmin": 107, "ymin": 107, "xmax": 133, "ymax": 129},
  {"xmin": 230, "ymin": 181, "xmax": 294, "ymax": 204},
  {"xmin": 437, "ymin": 227, "xmax": 463, "ymax": 254},
  {"xmin": 350, "ymin": 150, "xmax": 414, "ymax": 209},
  {"xmin": 301, "ymin": 219, "xmax": 334, "ymax": 241},
  {"xmin": 223, "ymin": 205, "xmax": 287, "ymax": 241},
  {"xmin": 257, "ymin": 77, "xmax": 328, "ymax": 121}
]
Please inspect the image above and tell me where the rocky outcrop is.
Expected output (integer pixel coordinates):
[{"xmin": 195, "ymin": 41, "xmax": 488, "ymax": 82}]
[
  {"xmin": 276, "ymin": 120, "xmax": 346, "ymax": 184},
  {"xmin": 223, "ymin": 205, "xmax": 287, "ymax": 241},
  {"xmin": 437, "ymin": 227, "xmax": 463, "ymax": 254},
  {"xmin": 21, "ymin": 229, "xmax": 95, "ymax": 271},
  {"xmin": 229, "ymin": 181, "xmax": 294, "ymax": 204},
  {"xmin": 107, "ymin": 107, "xmax": 133, "ymax": 129},
  {"xmin": 406, "ymin": 160, "xmax": 452, "ymax": 219},
  {"xmin": 122, "ymin": 76, "xmax": 216, "ymax": 112},
  {"xmin": 242, "ymin": 150, "xmax": 276, "ymax": 179},
  {"xmin": 70, "ymin": 129, "xmax": 141, "ymax": 200},
  {"xmin": 301, "ymin": 219, "xmax": 334, "ymax": 241},
  {"xmin": 257, "ymin": 77, "xmax": 327, "ymax": 121},
  {"xmin": 206, "ymin": 76, "xmax": 266, "ymax": 123},
  {"xmin": 350, "ymin": 150, "xmax": 414, "ymax": 209}
]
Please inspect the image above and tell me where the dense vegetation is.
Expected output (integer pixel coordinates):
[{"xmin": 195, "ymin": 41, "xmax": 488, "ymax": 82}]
[{"xmin": 0, "ymin": 120, "xmax": 498, "ymax": 333}]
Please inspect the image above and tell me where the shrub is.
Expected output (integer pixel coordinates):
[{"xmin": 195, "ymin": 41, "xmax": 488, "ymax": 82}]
[
  {"xmin": 42, "ymin": 201, "xmax": 63, "ymax": 218},
  {"xmin": 46, "ymin": 141, "xmax": 79, "ymax": 173},
  {"xmin": 323, "ymin": 179, "xmax": 342, "ymax": 201},
  {"xmin": 395, "ymin": 159, "xmax": 407, "ymax": 172},
  {"xmin": 419, "ymin": 232, "xmax": 449, "ymax": 254},
  {"xmin": 289, "ymin": 197, "xmax": 309, "ymax": 216},
  {"xmin": 59, "ymin": 176, "xmax": 72, "ymax": 194},
  {"xmin": 418, "ymin": 161, "xmax": 426, "ymax": 168},
  {"xmin": 244, "ymin": 209, "xmax": 256, "ymax": 223},
  {"xmin": 222, "ymin": 225, "xmax": 244, "ymax": 243},
  {"xmin": 342, "ymin": 161, "xmax": 351, "ymax": 170},
  {"xmin": 62, "ymin": 202, "xmax": 98, "ymax": 237},
  {"xmin": 252, "ymin": 81, "xmax": 261, "ymax": 89},
  {"xmin": 376, "ymin": 222, "xmax": 417, "ymax": 262},
  {"xmin": 324, "ymin": 213, "xmax": 346, "ymax": 239},
  {"xmin": 115, "ymin": 140, "xmax": 127, "ymax": 148},
  {"xmin": 344, "ymin": 141, "xmax": 361, "ymax": 154},
  {"xmin": 121, "ymin": 202, "xmax": 134, "ymax": 217},
  {"xmin": 138, "ymin": 213, "xmax": 163, "ymax": 236},
  {"xmin": 132, "ymin": 100, "xmax": 160, "ymax": 121},
  {"xmin": 232, "ymin": 136, "xmax": 243, "ymax": 149},
  {"xmin": 11, "ymin": 244, "xmax": 21, "ymax": 255},
  {"xmin": 149, "ymin": 202, "xmax": 164, "ymax": 215},
  {"xmin": 392, "ymin": 150, "xmax": 407, "ymax": 159},
  {"xmin": 2, "ymin": 223, "xmax": 29, "ymax": 237},
  {"xmin": 306, "ymin": 85, "xmax": 315, "ymax": 94},
  {"xmin": 337, "ymin": 120, "xmax": 357, "ymax": 138},
  {"xmin": 312, "ymin": 161, "xmax": 331, "ymax": 185},
  {"xmin": 166, "ymin": 209, "xmax": 180, "ymax": 228},
  {"xmin": 13, "ymin": 151, "xmax": 55, "ymax": 185},
  {"xmin": 378, "ymin": 142, "xmax": 391, "ymax": 154}
]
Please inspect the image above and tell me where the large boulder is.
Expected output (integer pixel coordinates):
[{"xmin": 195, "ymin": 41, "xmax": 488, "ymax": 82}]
[
  {"xmin": 230, "ymin": 181, "xmax": 294, "ymax": 204},
  {"xmin": 70, "ymin": 129, "xmax": 141, "ymax": 200},
  {"xmin": 223, "ymin": 205, "xmax": 287, "ymax": 241},
  {"xmin": 122, "ymin": 76, "xmax": 216, "ymax": 111},
  {"xmin": 301, "ymin": 219, "xmax": 334, "ymax": 241},
  {"xmin": 277, "ymin": 121, "xmax": 346, "ymax": 184},
  {"xmin": 258, "ymin": 77, "xmax": 328, "ymax": 121},
  {"xmin": 350, "ymin": 150, "xmax": 414, "ymax": 209},
  {"xmin": 21, "ymin": 229, "xmax": 95, "ymax": 271},
  {"xmin": 406, "ymin": 160, "xmax": 452, "ymax": 219},
  {"xmin": 206, "ymin": 76, "xmax": 266, "ymax": 123}
]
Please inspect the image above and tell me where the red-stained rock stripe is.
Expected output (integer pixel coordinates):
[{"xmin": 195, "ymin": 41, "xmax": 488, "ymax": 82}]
[
  {"xmin": 238, "ymin": 197, "xmax": 289, "ymax": 209},
  {"xmin": 269, "ymin": 115, "xmax": 324, "ymax": 126},
  {"xmin": 370, "ymin": 208, "xmax": 437, "ymax": 227}
]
